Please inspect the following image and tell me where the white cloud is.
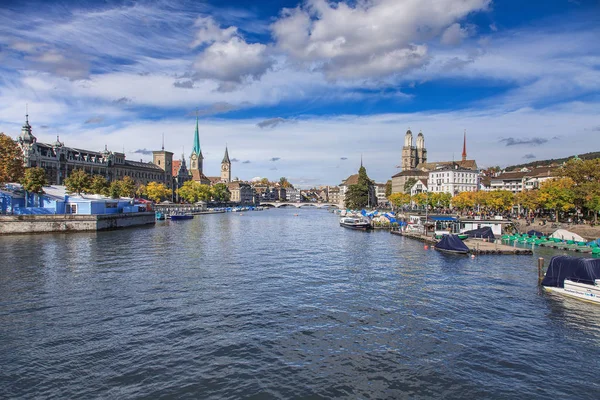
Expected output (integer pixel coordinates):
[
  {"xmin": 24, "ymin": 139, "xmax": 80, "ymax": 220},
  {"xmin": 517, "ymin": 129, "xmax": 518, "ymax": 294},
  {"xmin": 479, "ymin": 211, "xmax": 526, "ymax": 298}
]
[
  {"xmin": 271, "ymin": 0, "xmax": 491, "ymax": 80},
  {"xmin": 191, "ymin": 16, "xmax": 238, "ymax": 47},
  {"xmin": 440, "ymin": 23, "xmax": 470, "ymax": 46}
]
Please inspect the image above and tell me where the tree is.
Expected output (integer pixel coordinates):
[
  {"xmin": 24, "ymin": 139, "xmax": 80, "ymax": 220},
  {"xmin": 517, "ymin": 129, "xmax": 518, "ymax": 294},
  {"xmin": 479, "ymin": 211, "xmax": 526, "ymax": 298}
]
[
  {"xmin": 279, "ymin": 177, "xmax": 292, "ymax": 189},
  {"xmin": 260, "ymin": 177, "xmax": 269, "ymax": 185},
  {"xmin": 21, "ymin": 167, "xmax": 47, "ymax": 206},
  {"xmin": 108, "ymin": 180, "xmax": 123, "ymax": 199},
  {"xmin": 585, "ymin": 193, "xmax": 600, "ymax": 224},
  {"xmin": 177, "ymin": 181, "xmax": 200, "ymax": 203},
  {"xmin": 561, "ymin": 158, "xmax": 600, "ymax": 220},
  {"xmin": 514, "ymin": 190, "xmax": 540, "ymax": 215},
  {"xmin": 119, "ymin": 176, "xmax": 136, "ymax": 198},
  {"xmin": 404, "ymin": 177, "xmax": 417, "ymax": 193},
  {"xmin": 0, "ymin": 133, "xmax": 25, "ymax": 184},
  {"xmin": 64, "ymin": 169, "xmax": 90, "ymax": 195},
  {"xmin": 344, "ymin": 165, "xmax": 373, "ymax": 209},
  {"xmin": 385, "ymin": 180, "xmax": 392, "ymax": 197},
  {"xmin": 211, "ymin": 183, "xmax": 231, "ymax": 202},
  {"xmin": 88, "ymin": 175, "xmax": 108, "ymax": 195},
  {"xmin": 146, "ymin": 181, "xmax": 171, "ymax": 203},
  {"xmin": 538, "ymin": 177, "xmax": 575, "ymax": 221},
  {"xmin": 412, "ymin": 192, "xmax": 428, "ymax": 208},
  {"xmin": 197, "ymin": 184, "xmax": 212, "ymax": 202},
  {"xmin": 388, "ymin": 192, "xmax": 411, "ymax": 209},
  {"xmin": 487, "ymin": 190, "xmax": 514, "ymax": 212},
  {"xmin": 452, "ymin": 191, "xmax": 475, "ymax": 211}
]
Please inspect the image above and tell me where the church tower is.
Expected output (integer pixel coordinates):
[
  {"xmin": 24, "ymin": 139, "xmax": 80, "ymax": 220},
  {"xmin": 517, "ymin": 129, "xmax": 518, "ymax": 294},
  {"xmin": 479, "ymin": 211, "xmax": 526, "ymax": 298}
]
[
  {"xmin": 189, "ymin": 114, "xmax": 204, "ymax": 175},
  {"xmin": 221, "ymin": 146, "xmax": 231, "ymax": 183},
  {"xmin": 416, "ymin": 130, "xmax": 427, "ymax": 166},
  {"xmin": 462, "ymin": 130, "xmax": 467, "ymax": 162},
  {"xmin": 401, "ymin": 129, "xmax": 417, "ymax": 171}
]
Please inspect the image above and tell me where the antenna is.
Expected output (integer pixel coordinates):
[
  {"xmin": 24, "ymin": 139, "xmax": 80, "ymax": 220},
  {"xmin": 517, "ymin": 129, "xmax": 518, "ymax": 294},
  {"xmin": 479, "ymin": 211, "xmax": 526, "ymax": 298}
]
[
  {"xmin": 161, "ymin": 133, "xmax": 165, "ymax": 151},
  {"xmin": 25, "ymin": 103, "xmax": 29, "ymax": 122}
]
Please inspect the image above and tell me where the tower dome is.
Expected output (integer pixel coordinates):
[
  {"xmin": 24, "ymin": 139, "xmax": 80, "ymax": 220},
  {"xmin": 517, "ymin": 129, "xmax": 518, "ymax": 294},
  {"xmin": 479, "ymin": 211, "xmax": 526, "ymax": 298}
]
[
  {"xmin": 19, "ymin": 113, "xmax": 36, "ymax": 144},
  {"xmin": 416, "ymin": 131, "xmax": 424, "ymax": 149},
  {"xmin": 404, "ymin": 129, "xmax": 413, "ymax": 147}
]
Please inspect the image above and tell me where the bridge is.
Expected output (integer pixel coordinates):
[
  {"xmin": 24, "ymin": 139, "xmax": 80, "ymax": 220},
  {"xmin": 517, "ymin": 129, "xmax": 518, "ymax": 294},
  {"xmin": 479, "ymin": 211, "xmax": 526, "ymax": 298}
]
[{"xmin": 260, "ymin": 202, "xmax": 339, "ymax": 209}]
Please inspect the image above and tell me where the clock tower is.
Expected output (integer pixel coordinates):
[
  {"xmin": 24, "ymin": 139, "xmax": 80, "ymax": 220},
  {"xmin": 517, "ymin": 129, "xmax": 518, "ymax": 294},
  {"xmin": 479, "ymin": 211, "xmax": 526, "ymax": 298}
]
[
  {"xmin": 189, "ymin": 114, "xmax": 203, "ymax": 174},
  {"xmin": 221, "ymin": 146, "xmax": 231, "ymax": 183}
]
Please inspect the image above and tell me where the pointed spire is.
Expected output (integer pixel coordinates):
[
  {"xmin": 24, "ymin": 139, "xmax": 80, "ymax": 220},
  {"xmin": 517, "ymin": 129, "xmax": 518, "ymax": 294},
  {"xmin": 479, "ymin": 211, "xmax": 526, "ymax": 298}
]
[
  {"xmin": 222, "ymin": 145, "xmax": 230, "ymax": 164},
  {"xmin": 192, "ymin": 110, "xmax": 201, "ymax": 156},
  {"xmin": 360, "ymin": 153, "xmax": 363, "ymax": 168},
  {"xmin": 161, "ymin": 133, "xmax": 165, "ymax": 151},
  {"xmin": 25, "ymin": 103, "xmax": 29, "ymax": 124},
  {"xmin": 462, "ymin": 129, "xmax": 467, "ymax": 161}
]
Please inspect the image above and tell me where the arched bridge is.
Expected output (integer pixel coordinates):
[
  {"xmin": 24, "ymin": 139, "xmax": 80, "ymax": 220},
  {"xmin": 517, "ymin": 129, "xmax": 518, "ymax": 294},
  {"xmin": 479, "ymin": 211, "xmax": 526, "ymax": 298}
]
[{"xmin": 261, "ymin": 202, "xmax": 340, "ymax": 209}]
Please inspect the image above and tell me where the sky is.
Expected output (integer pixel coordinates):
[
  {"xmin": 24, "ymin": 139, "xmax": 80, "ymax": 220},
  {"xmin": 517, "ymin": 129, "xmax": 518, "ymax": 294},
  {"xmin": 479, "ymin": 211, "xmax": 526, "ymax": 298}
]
[{"xmin": 0, "ymin": 0, "xmax": 599, "ymax": 187}]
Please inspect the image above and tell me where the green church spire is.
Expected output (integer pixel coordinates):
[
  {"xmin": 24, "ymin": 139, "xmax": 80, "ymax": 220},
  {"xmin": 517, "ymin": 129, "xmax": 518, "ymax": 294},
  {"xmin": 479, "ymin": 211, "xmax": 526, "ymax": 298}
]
[{"xmin": 192, "ymin": 113, "xmax": 201, "ymax": 156}]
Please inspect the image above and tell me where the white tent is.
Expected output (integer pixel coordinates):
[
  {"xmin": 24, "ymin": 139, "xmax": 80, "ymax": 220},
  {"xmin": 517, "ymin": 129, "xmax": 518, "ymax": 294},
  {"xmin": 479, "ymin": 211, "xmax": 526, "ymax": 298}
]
[{"xmin": 550, "ymin": 229, "xmax": 585, "ymax": 242}]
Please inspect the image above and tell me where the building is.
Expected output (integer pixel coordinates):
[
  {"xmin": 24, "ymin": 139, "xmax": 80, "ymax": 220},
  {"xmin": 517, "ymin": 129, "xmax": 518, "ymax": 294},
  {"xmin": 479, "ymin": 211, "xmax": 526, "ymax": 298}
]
[
  {"xmin": 15, "ymin": 113, "xmax": 173, "ymax": 189},
  {"xmin": 189, "ymin": 115, "xmax": 211, "ymax": 185},
  {"xmin": 489, "ymin": 166, "xmax": 558, "ymax": 193},
  {"xmin": 339, "ymin": 161, "xmax": 377, "ymax": 208},
  {"xmin": 392, "ymin": 130, "xmax": 477, "ymax": 194},
  {"xmin": 409, "ymin": 179, "xmax": 428, "ymax": 196},
  {"xmin": 227, "ymin": 181, "xmax": 255, "ymax": 204},
  {"xmin": 221, "ymin": 146, "xmax": 231, "ymax": 183},
  {"xmin": 374, "ymin": 183, "xmax": 388, "ymax": 206},
  {"xmin": 286, "ymin": 188, "xmax": 302, "ymax": 202},
  {"xmin": 428, "ymin": 164, "xmax": 479, "ymax": 195}
]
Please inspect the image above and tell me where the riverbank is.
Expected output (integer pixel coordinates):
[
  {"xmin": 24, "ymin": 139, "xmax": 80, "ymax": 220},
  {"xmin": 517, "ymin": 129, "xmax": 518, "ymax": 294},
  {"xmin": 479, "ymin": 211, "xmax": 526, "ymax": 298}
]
[
  {"xmin": 0, "ymin": 212, "xmax": 155, "ymax": 234},
  {"xmin": 513, "ymin": 219, "xmax": 600, "ymax": 241}
]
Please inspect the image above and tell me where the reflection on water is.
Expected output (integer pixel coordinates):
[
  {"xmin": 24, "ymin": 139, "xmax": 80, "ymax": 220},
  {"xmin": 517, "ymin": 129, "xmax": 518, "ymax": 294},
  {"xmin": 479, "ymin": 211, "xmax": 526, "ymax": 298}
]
[{"xmin": 1, "ymin": 208, "xmax": 599, "ymax": 399}]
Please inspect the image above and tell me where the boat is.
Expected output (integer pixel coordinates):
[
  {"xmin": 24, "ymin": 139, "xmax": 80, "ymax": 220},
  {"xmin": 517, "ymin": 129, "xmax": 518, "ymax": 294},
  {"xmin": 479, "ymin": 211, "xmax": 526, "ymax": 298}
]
[
  {"xmin": 170, "ymin": 213, "xmax": 193, "ymax": 220},
  {"xmin": 435, "ymin": 233, "xmax": 468, "ymax": 240},
  {"xmin": 155, "ymin": 211, "xmax": 165, "ymax": 220},
  {"xmin": 434, "ymin": 234, "xmax": 470, "ymax": 254},
  {"xmin": 340, "ymin": 217, "xmax": 371, "ymax": 230},
  {"xmin": 542, "ymin": 255, "xmax": 600, "ymax": 304}
]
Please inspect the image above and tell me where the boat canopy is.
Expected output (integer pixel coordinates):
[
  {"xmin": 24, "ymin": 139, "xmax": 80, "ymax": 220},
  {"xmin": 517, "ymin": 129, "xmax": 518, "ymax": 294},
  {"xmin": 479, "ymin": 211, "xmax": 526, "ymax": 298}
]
[
  {"xmin": 550, "ymin": 229, "xmax": 585, "ymax": 242},
  {"xmin": 428, "ymin": 216, "xmax": 457, "ymax": 222},
  {"xmin": 542, "ymin": 255, "xmax": 600, "ymax": 288},
  {"xmin": 435, "ymin": 234, "xmax": 470, "ymax": 253},
  {"xmin": 463, "ymin": 226, "xmax": 495, "ymax": 240},
  {"xmin": 527, "ymin": 230, "xmax": 544, "ymax": 237}
]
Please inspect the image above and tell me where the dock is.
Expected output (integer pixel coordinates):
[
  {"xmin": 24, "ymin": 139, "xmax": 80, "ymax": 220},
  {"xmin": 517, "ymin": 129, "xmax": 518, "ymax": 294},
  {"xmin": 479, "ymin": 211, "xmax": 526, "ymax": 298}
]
[{"xmin": 391, "ymin": 231, "xmax": 533, "ymax": 255}]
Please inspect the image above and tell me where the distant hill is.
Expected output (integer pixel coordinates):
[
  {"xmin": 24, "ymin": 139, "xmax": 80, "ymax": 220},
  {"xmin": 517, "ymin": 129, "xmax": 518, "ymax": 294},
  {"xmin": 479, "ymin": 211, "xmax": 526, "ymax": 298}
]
[{"xmin": 505, "ymin": 151, "xmax": 600, "ymax": 171}]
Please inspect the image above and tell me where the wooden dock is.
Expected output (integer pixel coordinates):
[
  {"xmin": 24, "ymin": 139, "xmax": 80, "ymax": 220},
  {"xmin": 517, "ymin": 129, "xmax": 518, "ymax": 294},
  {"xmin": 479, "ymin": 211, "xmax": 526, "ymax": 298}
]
[{"xmin": 391, "ymin": 231, "xmax": 533, "ymax": 255}]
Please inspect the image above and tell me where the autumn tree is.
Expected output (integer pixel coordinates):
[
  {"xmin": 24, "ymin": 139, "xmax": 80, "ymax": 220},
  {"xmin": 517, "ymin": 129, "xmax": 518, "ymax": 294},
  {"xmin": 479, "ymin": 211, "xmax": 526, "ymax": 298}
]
[
  {"xmin": 279, "ymin": 177, "xmax": 292, "ymax": 189},
  {"xmin": 88, "ymin": 175, "xmax": 108, "ymax": 195},
  {"xmin": 514, "ymin": 190, "xmax": 540, "ymax": 215},
  {"xmin": 0, "ymin": 133, "xmax": 24, "ymax": 184},
  {"xmin": 487, "ymin": 190, "xmax": 514, "ymax": 212},
  {"xmin": 177, "ymin": 181, "xmax": 200, "ymax": 203},
  {"xmin": 388, "ymin": 192, "xmax": 411, "ymax": 209},
  {"xmin": 135, "ymin": 183, "xmax": 147, "ymax": 198},
  {"xmin": 561, "ymin": 158, "xmax": 600, "ymax": 221},
  {"xmin": 64, "ymin": 169, "xmax": 90, "ymax": 195},
  {"xmin": 385, "ymin": 180, "xmax": 392, "ymax": 197},
  {"xmin": 538, "ymin": 177, "xmax": 575, "ymax": 221},
  {"xmin": 146, "ymin": 181, "xmax": 171, "ymax": 203},
  {"xmin": 21, "ymin": 167, "xmax": 48, "ymax": 206},
  {"xmin": 452, "ymin": 191, "xmax": 475, "ymax": 211}
]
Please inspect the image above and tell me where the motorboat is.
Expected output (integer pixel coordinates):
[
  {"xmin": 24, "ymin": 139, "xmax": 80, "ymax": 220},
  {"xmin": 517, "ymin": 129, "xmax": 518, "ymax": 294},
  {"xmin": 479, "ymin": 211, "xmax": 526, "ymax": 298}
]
[
  {"xmin": 542, "ymin": 255, "xmax": 600, "ymax": 304},
  {"xmin": 155, "ymin": 211, "xmax": 165, "ymax": 220},
  {"xmin": 340, "ymin": 217, "xmax": 371, "ymax": 230},
  {"xmin": 434, "ymin": 234, "xmax": 470, "ymax": 255}
]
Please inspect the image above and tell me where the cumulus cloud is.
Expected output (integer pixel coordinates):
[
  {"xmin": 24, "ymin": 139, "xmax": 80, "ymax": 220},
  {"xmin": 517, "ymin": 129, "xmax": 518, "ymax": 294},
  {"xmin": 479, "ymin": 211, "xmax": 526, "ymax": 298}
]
[
  {"xmin": 191, "ymin": 16, "xmax": 238, "ymax": 47},
  {"xmin": 440, "ymin": 23, "xmax": 471, "ymax": 46},
  {"xmin": 132, "ymin": 148, "xmax": 153, "ymax": 155},
  {"xmin": 523, "ymin": 153, "xmax": 536, "ymax": 159},
  {"xmin": 257, "ymin": 117, "xmax": 294, "ymax": 128},
  {"xmin": 270, "ymin": 157, "xmax": 281, "ymax": 162},
  {"xmin": 271, "ymin": 0, "xmax": 490, "ymax": 80},
  {"xmin": 500, "ymin": 137, "xmax": 549, "ymax": 146}
]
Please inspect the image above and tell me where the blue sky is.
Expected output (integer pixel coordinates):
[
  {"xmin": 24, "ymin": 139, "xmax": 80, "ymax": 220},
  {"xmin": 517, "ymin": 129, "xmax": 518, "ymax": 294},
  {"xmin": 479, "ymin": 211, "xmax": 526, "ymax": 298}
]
[{"xmin": 0, "ymin": 0, "xmax": 599, "ymax": 187}]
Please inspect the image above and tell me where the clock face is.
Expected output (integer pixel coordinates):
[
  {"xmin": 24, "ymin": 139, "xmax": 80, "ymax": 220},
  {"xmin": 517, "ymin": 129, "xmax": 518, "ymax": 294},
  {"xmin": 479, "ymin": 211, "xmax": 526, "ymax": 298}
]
[
  {"xmin": 222, "ymin": 164, "xmax": 229, "ymax": 171},
  {"xmin": 191, "ymin": 154, "xmax": 197, "ymax": 160}
]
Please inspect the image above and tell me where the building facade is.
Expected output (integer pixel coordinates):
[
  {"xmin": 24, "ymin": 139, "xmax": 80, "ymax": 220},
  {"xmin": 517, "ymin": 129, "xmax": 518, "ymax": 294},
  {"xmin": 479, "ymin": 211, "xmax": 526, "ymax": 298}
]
[{"xmin": 428, "ymin": 165, "xmax": 479, "ymax": 195}]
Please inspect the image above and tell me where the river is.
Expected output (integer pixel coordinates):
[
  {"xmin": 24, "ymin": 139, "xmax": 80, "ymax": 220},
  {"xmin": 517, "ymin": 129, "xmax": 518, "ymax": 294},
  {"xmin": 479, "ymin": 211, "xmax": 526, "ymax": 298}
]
[{"xmin": 1, "ymin": 208, "xmax": 599, "ymax": 399}]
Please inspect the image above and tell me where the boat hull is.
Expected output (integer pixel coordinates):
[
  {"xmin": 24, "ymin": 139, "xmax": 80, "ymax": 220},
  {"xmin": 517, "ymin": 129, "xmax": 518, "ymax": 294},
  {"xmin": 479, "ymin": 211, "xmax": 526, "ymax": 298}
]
[
  {"xmin": 340, "ymin": 222, "xmax": 371, "ymax": 230},
  {"xmin": 544, "ymin": 280, "xmax": 600, "ymax": 304},
  {"xmin": 170, "ymin": 215, "xmax": 193, "ymax": 220},
  {"xmin": 434, "ymin": 248, "xmax": 469, "ymax": 255}
]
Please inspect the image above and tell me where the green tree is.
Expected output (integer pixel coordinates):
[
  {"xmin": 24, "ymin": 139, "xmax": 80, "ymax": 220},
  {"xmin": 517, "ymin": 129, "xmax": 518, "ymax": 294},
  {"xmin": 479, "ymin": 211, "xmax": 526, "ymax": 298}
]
[
  {"xmin": 0, "ymin": 133, "xmax": 25, "ymax": 184},
  {"xmin": 88, "ymin": 175, "xmax": 108, "ymax": 195},
  {"xmin": 561, "ymin": 158, "xmax": 600, "ymax": 220},
  {"xmin": 197, "ymin": 184, "xmax": 212, "ymax": 202},
  {"xmin": 211, "ymin": 183, "xmax": 231, "ymax": 202},
  {"xmin": 487, "ymin": 190, "xmax": 514, "ymax": 212},
  {"xmin": 64, "ymin": 169, "xmax": 90, "ymax": 195},
  {"xmin": 21, "ymin": 167, "xmax": 47, "ymax": 206},
  {"xmin": 412, "ymin": 192, "xmax": 428, "ymax": 208},
  {"xmin": 260, "ymin": 177, "xmax": 269, "ymax": 185},
  {"xmin": 146, "ymin": 181, "xmax": 171, "ymax": 203},
  {"xmin": 108, "ymin": 180, "xmax": 123, "ymax": 199},
  {"xmin": 538, "ymin": 178, "xmax": 575, "ymax": 221},
  {"xmin": 344, "ymin": 165, "xmax": 373, "ymax": 209},
  {"xmin": 385, "ymin": 180, "xmax": 392, "ymax": 197},
  {"xmin": 177, "ymin": 181, "xmax": 200, "ymax": 203},
  {"xmin": 404, "ymin": 178, "xmax": 417, "ymax": 193},
  {"xmin": 279, "ymin": 177, "xmax": 292, "ymax": 189},
  {"xmin": 135, "ymin": 183, "xmax": 147, "ymax": 198},
  {"xmin": 119, "ymin": 176, "xmax": 136, "ymax": 198}
]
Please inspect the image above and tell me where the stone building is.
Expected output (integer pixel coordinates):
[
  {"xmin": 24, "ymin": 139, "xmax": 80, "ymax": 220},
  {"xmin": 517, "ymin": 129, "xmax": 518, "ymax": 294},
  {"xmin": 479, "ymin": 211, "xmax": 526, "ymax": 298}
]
[
  {"xmin": 16, "ymin": 113, "xmax": 172, "ymax": 189},
  {"xmin": 401, "ymin": 129, "xmax": 427, "ymax": 171}
]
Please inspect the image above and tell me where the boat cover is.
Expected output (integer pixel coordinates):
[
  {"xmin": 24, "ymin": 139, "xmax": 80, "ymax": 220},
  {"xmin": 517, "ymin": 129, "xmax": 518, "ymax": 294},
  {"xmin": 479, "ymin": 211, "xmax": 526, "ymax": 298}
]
[
  {"xmin": 550, "ymin": 229, "xmax": 585, "ymax": 242},
  {"xmin": 527, "ymin": 230, "xmax": 544, "ymax": 237},
  {"xmin": 463, "ymin": 226, "xmax": 495, "ymax": 240},
  {"xmin": 435, "ymin": 234, "xmax": 470, "ymax": 253},
  {"xmin": 541, "ymin": 255, "xmax": 600, "ymax": 288}
]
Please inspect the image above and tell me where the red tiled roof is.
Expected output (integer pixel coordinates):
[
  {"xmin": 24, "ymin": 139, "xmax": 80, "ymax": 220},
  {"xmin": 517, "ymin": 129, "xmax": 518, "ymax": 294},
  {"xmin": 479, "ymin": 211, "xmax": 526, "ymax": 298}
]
[{"xmin": 172, "ymin": 160, "xmax": 181, "ymax": 176}]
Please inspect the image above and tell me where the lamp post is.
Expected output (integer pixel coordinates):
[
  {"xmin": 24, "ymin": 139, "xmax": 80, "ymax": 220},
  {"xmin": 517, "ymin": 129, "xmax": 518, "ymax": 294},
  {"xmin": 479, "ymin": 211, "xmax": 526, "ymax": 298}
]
[{"xmin": 424, "ymin": 190, "xmax": 429, "ymax": 236}]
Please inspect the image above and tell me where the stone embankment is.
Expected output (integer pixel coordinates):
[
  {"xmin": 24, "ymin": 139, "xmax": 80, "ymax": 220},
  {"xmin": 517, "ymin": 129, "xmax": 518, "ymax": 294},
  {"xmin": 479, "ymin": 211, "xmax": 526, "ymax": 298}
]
[{"xmin": 0, "ymin": 212, "xmax": 155, "ymax": 235}]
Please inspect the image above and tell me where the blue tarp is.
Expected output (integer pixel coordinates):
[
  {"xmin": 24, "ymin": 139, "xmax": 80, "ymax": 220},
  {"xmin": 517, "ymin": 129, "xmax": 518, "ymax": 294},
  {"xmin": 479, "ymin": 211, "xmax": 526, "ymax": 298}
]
[
  {"xmin": 463, "ymin": 226, "xmax": 495, "ymax": 240},
  {"xmin": 435, "ymin": 234, "xmax": 470, "ymax": 253},
  {"xmin": 541, "ymin": 255, "xmax": 600, "ymax": 288},
  {"xmin": 428, "ymin": 216, "xmax": 457, "ymax": 222},
  {"xmin": 527, "ymin": 230, "xmax": 544, "ymax": 237}
]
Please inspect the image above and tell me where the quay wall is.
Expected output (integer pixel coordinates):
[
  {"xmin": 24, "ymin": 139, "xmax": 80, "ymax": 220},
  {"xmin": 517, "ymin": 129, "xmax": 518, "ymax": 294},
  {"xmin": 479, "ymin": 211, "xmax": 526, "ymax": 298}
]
[{"xmin": 0, "ymin": 212, "xmax": 155, "ymax": 234}]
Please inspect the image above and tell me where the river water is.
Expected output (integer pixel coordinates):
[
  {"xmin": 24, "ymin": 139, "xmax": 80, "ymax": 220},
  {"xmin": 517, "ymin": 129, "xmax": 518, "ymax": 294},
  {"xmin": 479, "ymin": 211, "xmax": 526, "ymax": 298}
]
[{"xmin": 1, "ymin": 208, "xmax": 599, "ymax": 399}]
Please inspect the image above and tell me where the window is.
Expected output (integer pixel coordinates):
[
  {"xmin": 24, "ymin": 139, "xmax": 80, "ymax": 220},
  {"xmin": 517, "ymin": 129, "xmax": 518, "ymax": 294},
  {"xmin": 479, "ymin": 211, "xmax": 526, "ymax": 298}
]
[{"xmin": 67, "ymin": 204, "xmax": 77, "ymax": 214}]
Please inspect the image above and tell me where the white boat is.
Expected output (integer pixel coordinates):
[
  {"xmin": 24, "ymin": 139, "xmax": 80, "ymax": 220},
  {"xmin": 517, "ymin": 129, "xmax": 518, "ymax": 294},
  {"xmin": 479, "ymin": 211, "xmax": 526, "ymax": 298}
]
[
  {"xmin": 542, "ymin": 255, "xmax": 600, "ymax": 305},
  {"xmin": 340, "ymin": 217, "xmax": 371, "ymax": 230}
]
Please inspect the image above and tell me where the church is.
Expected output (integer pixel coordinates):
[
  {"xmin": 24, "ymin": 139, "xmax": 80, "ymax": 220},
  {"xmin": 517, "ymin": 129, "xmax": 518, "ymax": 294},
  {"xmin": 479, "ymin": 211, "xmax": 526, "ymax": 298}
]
[{"xmin": 391, "ymin": 129, "xmax": 478, "ymax": 194}]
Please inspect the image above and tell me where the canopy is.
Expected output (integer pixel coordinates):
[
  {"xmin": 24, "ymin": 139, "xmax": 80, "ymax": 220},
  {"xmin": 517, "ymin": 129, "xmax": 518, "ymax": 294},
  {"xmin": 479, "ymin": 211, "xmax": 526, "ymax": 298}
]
[
  {"xmin": 549, "ymin": 229, "xmax": 585, "ymax": 242},
  {"xmin": 541, "ymin": 255, "xmax": 600, "ymax": 288},
  {"xmin": 463, "ymin": 226, "xmax": 495, "ymax": 240},
  {"xmin": 527, "ymin": 230, "xmax": 544, "ymax": 237},
  {"xmin": 428, "ymin": 216, "xmax": 457, "ymax": 222},
  {"xmin": 435, "ymin": 234, "xmax": 470, "ymax": 253}
]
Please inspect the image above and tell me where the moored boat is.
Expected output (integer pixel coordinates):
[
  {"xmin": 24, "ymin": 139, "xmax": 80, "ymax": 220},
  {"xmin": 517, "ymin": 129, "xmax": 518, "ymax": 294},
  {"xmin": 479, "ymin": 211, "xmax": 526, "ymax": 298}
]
[
  {"xmin": 434, "ymin": 234, "xmax": 470, "ymax": 254},
  {"xmin": 340, "ymin": 217, "xmax": 371, "ymax": 230},
  {"xmin": 542, "ymin": 255, "xmax": 600, "ymax": 304},
  {"xmin": 170, "ymin": 213, "xmax": 193, "ymax": 220}
]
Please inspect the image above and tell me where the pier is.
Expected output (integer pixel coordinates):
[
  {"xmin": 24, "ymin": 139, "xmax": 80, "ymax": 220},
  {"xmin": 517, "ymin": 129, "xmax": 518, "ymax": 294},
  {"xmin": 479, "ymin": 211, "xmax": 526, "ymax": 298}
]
[{"xmin": 392, "ymin": 231, "xmax": 533, "ymax": 255}]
